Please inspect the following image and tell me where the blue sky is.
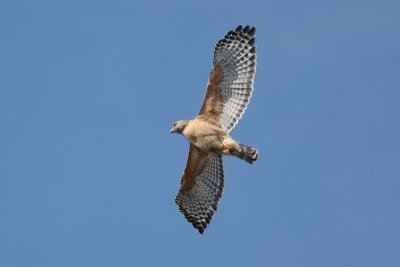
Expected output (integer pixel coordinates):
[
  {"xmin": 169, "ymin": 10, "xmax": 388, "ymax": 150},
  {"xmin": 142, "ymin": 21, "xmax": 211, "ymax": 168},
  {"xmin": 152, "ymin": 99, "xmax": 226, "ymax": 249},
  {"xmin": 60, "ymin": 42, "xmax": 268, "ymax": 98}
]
[{"xmin": 0, "ymin": 0, "xmax": 399, "ymax": 266}]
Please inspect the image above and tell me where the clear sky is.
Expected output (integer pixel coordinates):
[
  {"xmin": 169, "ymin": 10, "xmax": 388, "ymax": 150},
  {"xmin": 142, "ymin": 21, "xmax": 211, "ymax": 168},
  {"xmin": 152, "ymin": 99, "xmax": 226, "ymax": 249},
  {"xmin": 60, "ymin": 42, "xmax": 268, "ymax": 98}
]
[{"xmin": 0, "ymin": 0, "xmax": 399, "ymax": 266}]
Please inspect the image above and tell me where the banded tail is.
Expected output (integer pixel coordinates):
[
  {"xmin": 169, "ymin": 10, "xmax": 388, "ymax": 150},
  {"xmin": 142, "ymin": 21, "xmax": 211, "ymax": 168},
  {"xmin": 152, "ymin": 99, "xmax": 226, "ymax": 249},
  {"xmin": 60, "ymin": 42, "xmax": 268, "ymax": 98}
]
[{"xmin": 235, "ymin": 144, "xmax": 258, "ymax": 164}]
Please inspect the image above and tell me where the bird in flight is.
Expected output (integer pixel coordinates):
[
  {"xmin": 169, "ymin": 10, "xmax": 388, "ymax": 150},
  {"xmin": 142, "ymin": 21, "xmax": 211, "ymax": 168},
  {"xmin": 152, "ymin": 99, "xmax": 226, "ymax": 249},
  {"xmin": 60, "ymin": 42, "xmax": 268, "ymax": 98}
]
[{"xmin": 170, "ymin": 25, "xmax": 258, "ymax": 234}]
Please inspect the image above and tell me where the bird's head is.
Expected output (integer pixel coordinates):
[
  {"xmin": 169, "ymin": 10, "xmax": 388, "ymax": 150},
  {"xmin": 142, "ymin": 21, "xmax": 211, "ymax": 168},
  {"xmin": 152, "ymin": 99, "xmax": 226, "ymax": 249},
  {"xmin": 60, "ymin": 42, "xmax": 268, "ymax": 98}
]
[{"xmin": 170, "ymin": 120, "xmax": 189, "ymax": 134}]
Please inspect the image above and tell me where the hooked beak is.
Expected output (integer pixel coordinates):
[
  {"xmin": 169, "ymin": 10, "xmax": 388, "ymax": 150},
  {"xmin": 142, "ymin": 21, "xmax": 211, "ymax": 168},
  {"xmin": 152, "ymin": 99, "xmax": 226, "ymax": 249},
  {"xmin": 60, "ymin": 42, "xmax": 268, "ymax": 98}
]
[{"xmin": 170, "ymin": 127, "xmax": 175, "ymax": 134}]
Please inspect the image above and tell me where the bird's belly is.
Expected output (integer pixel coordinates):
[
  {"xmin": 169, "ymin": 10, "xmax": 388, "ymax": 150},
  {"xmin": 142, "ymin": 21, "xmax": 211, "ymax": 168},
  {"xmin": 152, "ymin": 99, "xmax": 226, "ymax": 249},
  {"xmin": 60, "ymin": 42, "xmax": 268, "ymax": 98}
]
[{"xmin": 189, "ymin": 134, "xmax": 223, "ymax": 153}]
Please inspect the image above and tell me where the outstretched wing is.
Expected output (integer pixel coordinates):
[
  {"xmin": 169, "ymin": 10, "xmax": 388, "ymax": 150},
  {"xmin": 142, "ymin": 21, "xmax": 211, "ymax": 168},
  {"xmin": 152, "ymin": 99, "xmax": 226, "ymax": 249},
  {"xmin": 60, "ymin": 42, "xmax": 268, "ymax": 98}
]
[
  {"xmin": 175, "ymin": 144, "xmax": 224, "ymax": 234},
  {"xmin": 198, "ymin": 25, "xmax": 257, "ymax": 133}
]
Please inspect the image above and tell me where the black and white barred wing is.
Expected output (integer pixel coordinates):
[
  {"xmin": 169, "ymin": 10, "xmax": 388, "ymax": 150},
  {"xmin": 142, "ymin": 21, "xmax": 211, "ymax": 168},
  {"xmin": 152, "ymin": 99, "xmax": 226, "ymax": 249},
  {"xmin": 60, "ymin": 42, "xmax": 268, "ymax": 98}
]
[
  {"xmin": 175, "ymin": 145, "xmax": 224, "ymax": 234},
  {"xmin": 213, "ymin": 25, "xmax": 257, "ymax": 133}
]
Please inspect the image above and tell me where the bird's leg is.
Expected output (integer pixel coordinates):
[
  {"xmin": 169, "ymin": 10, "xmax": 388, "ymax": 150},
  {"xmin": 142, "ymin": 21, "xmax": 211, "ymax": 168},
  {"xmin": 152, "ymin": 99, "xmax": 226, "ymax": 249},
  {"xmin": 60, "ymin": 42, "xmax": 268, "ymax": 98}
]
[
  {"xmin": 222, "ymin": 137, "xmax": 241, "ymax": 155},
  {"xmin": 222, "ymin": 147, "xmax": 231, "ymax": 154}
]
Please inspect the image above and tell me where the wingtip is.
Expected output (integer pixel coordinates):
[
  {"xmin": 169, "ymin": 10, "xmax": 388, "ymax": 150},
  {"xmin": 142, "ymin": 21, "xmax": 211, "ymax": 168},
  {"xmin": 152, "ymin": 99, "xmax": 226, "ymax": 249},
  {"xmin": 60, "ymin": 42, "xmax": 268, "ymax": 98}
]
[
  {"xmin": 235, "ymin": 25, "xmax": 256, "ymax": 36},
  {"xmin": 248, "ymin": 26, "xmax": 256, "ymax": 36}
]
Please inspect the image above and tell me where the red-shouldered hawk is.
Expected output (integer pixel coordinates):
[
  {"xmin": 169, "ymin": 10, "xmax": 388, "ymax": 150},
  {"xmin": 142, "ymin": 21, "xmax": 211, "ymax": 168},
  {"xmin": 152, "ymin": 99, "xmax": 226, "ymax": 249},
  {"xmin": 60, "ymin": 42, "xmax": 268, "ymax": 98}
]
[{"xmin": 171, "ymin": 25, "xmax": 258, "ymax": 234}]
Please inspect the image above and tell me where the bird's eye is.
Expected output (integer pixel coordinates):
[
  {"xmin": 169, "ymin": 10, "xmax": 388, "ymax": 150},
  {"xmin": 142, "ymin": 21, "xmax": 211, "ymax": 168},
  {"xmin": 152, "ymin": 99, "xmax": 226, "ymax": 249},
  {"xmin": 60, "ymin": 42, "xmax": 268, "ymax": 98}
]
[{"xmin": 174, "ymin": 123, "xmax": 177, "ymax": 127}]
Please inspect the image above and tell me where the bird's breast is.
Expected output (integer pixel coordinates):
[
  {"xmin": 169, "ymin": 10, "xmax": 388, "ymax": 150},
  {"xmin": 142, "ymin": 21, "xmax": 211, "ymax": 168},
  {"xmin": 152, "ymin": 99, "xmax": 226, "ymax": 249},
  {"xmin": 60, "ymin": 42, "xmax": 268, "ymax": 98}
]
[{"xmin": 183, "ymin": 121, "xmax": 224, "ymax": 152}]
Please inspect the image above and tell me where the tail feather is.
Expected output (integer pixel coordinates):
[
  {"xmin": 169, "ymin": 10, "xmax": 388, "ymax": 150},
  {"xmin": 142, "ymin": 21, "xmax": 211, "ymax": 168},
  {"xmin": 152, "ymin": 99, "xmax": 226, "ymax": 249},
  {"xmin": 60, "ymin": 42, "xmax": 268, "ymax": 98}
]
[{"xmin": 235, "ymin": 144, "xmax": 258, "ymax": 164}]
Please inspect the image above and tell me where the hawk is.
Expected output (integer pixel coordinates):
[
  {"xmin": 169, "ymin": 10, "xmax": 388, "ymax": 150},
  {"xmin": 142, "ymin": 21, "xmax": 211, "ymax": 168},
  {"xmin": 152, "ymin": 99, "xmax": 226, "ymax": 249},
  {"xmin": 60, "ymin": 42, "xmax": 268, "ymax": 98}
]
[{"xmin": 170, "ymin": 25, "xmax": 258, "ymax": 234}]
